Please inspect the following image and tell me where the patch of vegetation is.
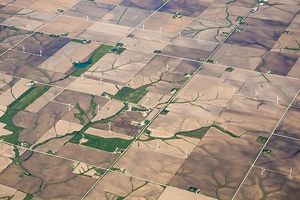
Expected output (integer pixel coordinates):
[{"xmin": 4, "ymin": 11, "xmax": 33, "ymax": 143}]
[
  {"xmin": 74, "ymin": 103, "xmax": 87, "ymax": 125},
  {"xmin": 256, "ymin": 136, "xmax": 268, "ymax": 144},
  {"xmin": 6, "ymin": 26, "xmax": 18, "ymax": 31},
  {"xmin": 144, "ymin": 129, "xmax": 151, "ymax": 135},
  {"xmin": 69, "ymin": 132, "xmax": 133, "ymax": 153},
  {"xmin": 111, "ymin": 167, "xmax": 125, "ymax": 173},
  {"xmin": 176, "ymin": 126, "xmax": 211, "ymax": 139},
  {"xmin": 49, "ymin": 34, "xmax": 60, "ymax": 38},
  {"xmin": 71, "ymin": 38, "xmax": 91, "ymax": 44},
  {"xmin": 262, "ymin": 148, "xmax": 272, "ymax": 155},
  {"xmin": 131, "ymin": 105, "xmax": 149, "ymax": 112},
  {"xmin": 54, "ymin": 9, "xmax": 64, "ymax": 14},
  {"xmin": 110, "ymin": 43, "xmax": 125, "ymax": 55},
  {"xmin": 0, "ymin": 85, "xmax": 50, "ymax": 145},
  {"xmin": 46, "ymin": 150, "xmax": 56, "ymax": 155},
  {"xmin": 188, "ymin": 186, "xmax": 200, "ymax": 194},
  {"xmin": 236, "ymin": 16, "xmax": 244, "ymax": 22},
  {"xmin": 173, "ymin": 12, "xmax": 182, "ymax": 19},
  {"xmin": 94, "ymin": 168, "xmax": 106, "ymax": 176},
  {"xmin": 23, "ymin": 194, "xmax": 34, "ymax": 200},
  {"xmin": 170, "ymin": 88, "xmax": 179, "ymax": 94},
  {"xmin": 109, "ymin": 85, "xmax": 148, "ymax": 104},
  {"xmin": 205, "ymin": 59, "xmax": 216, "ymax": 64},
  {"xmin": 212, "ymin": 124, "xmax": 239, "ymax": 138},
  {"xmin": 71, "ymin": 44, "xmax": 113, "ymax": 77},
  {"xmin": 160, "ymin": 109, "xmax": 169, "ymax": 115},
  {"xmin": 12, "ymin": 146, "xmax": 20, "ymax": 163},
  {"xmin": 221, "ymin": 32, "xmax": 230, "ymax": 36},
  {"xmin": 225, "ymin": 66, "xmax": 234, "ymax": 72}
]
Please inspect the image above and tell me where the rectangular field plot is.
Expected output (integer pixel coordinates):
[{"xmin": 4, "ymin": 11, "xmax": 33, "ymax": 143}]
[
  {"xmin": 256, "ymin": 135, "xmax": 300, "ymax": 178},
  {"xmin": 234, "ymin": 168, "xmax": 300, "ymax": 200},
  {"xmin": 84, "ymin": 172, "xmax": 165, "ymax": 200},
  {"xmin": 0, "ymin": 148, "xmax": 100, "ymax": 200}
]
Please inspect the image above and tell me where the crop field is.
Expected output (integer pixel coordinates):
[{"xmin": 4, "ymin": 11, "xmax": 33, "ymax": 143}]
[{"xmin": 0, "ymin": 0, "xmax": 300, "ymax": 200}]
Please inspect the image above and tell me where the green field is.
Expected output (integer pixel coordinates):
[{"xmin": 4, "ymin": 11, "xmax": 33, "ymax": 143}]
[
  {"xmin": 176, "ymin": 126, "xmax": 211, "ymax": 139},
  {"xmin": 108, "ymin": 85, "xmax": 148, "ymax": 104},
  {"xmin": 24, "ymin": 194, "xmax": 34, "ymax": 200},
  {"xmin": 71, "ymin": 44, "xmax": 113, "ymax": 77},
  {"xmin": 69, "ymin": 132, "xmax": 133, "ymax": 152},
  {"xmin": 0, "ymin": 85, "xmax": 50, "ymax": 145}
]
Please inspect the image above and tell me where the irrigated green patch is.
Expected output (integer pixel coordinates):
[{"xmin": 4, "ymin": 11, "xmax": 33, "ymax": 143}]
[
  {"xmin": 0, "ymin": 85, "xmax": 50, "ymax": 145},
  {"xmin": 71, "ymin": 44, "xmax": 113, "ymax": 77},
  {"xmin": 108, "ymin": 85, "xmax": 148, "ymax": 104},
  {"xmin": 69, "ymin": 132, "xmax": 133, "ymax": 153}
]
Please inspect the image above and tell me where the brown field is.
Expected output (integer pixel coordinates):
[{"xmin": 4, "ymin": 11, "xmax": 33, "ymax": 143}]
[
  {"xmin": 168, "ymin": 146, "xmax": 251, "ymax": 199},
  {"xmin": 182, "ymin": 18, "xmax": 234, "ymax": 43},
  {"xmin": 249, "ymin": 4, "xmax": 300, "ymax": 24},
  {"xmin": 226, "ymin": 26, "xmax": 281, "ymax": 51},
  {"xmin": 0, "ymin": 151, "xmax": 97, "ymax": 200},
  {"xmin": 148, "ymin": 102, "xmax": 222, "ymax": 138},
  {"xmin": 0, "ymin": 0, "xmax": 299, "ymax": 199},
  {"xmin": 38, "ymin": 41, "xmax": 98, "ymax": 73},
  {"xmin": 2, "ymin": 16, "xmax": 44, "ymax": 31},
  {"xmin": 57, "ymin": 143, "xmax": 118, "ymax": 169},
  {"xmin": 88, "ymin": 49, "xmax": 154, "ymax": 85},
  {"xmin": 211, "ymin": 43, "xmax": 267, "ymax": 70},
  {"xmin": 114, "ymin": 147, "xmax": 185, "ymax": 184},
  {"xmin": 158, "ymin": 186, "xmax": 217, "ymax": 200},
  {"xmin": 0, "ymin": 50, "xmax": 75, "ymax": 86},
  {"xmin": 85, "ymin": 172, "xmax": 165, "ymax": 200},
  {"xmin": 99, "ymin": 6, "xmax": 153, "ymax": 27},
  {"xmin": 177, "ymin": 73, "xmax": 239, "ymax": 107},
  {"xmin": 0, "ymin": 78, "xmax": 30, "ymax": 106},
  {"xmin": 0, "ymin": 5, "xmax": 22, "ymax": 23},
  {"xmin": 91, "ymin": 110, "xmax": 145, "ymax": 137},
  {"xmin": 234, "ymin": 168, "xmax": 300, "ymax": 200},
  {"xmin": 215, "ymin": 95, "xmax": 286, "ymax": 135},
  {"xmin": 256, "ymin": 135, "xmax": 300, "ymax": 177},
  {"xmin": 18, "ymin": 102, "xmax": 68, "ymax": 145},
  {"xmin": 40, "ymin": 15, "xmax": 93, "ymax": 37},
  {"xmin": 25, "ymin": 86, "xmax": 63, "ymax": 113},
  {"xmin": 134, "ymin": 134, "xmax": 200, "ymax": 159},
  {"xmin": 0, "ymin": 27, "xmax": 32, "ymax": 54},
  {"xmin": 197, "ymin": 3, "xmax": 249, "ymax": 25},
  {"xmin": 255, "ymin": 51, "xmax": 299, "ymax": 76},
  {"xmin": 64, "ymin": 1, "xmax": 115, "ymax": 21}
]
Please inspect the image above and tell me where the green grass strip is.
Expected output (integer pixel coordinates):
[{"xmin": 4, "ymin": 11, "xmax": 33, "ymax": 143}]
[
  {"xmin": 176, "ymin": 126, "xmax": 211, "ymax": 139},
  {"xmin": 69, "ymin": 132, "xmax": 133, "ymax": 152},
  {"xmin": 0, "ymin": 85, "xmax": 50, "ymax": 145},
  {"xmin": 109, "ymin": 85, "xmax": 148, "ymax": 104}
]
